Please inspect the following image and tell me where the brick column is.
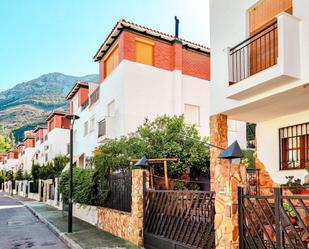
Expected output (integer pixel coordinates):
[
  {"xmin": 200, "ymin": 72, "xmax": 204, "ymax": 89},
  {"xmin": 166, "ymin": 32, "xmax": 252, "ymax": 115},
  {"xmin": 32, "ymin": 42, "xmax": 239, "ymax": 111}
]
[{"xmin": 210, "ymin": 114, "xmax": 243, "ymax": 249}]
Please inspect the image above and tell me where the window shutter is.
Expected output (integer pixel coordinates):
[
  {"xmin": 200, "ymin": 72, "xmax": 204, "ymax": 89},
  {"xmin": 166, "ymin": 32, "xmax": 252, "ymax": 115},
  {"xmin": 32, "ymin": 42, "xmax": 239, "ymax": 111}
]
[
  {"xmin": 136, "ymin": 40, "xmax": 153, "ymax": 65},
  {"xmin": 105, "ymin": 45, "xmax": 119, "ymax": 78}
]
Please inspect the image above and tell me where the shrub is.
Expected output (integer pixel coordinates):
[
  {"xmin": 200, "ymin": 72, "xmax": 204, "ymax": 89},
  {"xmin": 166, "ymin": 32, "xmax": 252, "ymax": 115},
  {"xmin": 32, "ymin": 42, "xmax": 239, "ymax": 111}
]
[
  {"xmin": 241, "ymin": 149, "xmax": 256, "ymax": 169},
  {"xmin": 31, "ymin": 163, "xmax": 41, "ymax": 180},
  {"xmin": 92, "ymin": 115, "xmax": 210, "ymax": 177},
  {"xmin": 53, "ymin": 155, "xmax": 69, "ymax": 177},
  {"xmin": 39, "ymin": 162, "xmax": 54, "ymax": 179},
  {"xmin": 15, "ymin": 169, "xmax": 23, "ymax": 181},
  {"xmin": 0, "ymin": 170, "xmax": 6, "ymax": 185},
  {"xmin": 59, "ymin": 168, "xmax": 107, "ymax": 205}
]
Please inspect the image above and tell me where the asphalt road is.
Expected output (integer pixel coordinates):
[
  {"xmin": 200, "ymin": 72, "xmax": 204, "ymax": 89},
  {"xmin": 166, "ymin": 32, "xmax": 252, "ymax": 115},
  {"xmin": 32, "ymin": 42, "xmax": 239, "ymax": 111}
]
[{"xmin": 0, "ymin": 192, "xmax": 68, "ymax": 249}]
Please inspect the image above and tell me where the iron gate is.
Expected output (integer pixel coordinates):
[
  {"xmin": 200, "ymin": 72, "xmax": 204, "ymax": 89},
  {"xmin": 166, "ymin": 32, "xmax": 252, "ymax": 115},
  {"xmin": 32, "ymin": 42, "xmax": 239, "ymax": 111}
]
[
  {"xmin": 144, "ymin": 190, "xmax": 215, "ymax": 249},
  {"xmin": 238, "ymin": 187, "xmax": 309, "ymax": 249}
]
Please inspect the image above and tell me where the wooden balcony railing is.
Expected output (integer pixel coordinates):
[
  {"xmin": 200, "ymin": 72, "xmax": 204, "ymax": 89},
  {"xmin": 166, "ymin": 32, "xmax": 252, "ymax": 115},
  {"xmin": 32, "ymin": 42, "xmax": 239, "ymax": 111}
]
[{"xmin": 229, "ymin": 21, "xmax": 278, "ymax": 85}]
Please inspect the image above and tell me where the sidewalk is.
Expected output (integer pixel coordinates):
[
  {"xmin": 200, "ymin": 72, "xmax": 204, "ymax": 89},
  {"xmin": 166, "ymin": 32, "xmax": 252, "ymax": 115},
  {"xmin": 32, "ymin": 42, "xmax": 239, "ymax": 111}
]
[{"xmin": 13, "ymin": 195, "xmax": 139, "ymax": 249}]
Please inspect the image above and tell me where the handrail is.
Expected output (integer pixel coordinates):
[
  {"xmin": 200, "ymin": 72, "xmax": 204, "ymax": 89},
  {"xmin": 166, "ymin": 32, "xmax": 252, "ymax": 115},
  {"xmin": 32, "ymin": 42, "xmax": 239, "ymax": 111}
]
[{"xmin": 230, "ymin": 20, "xmax": 278, "ymax": 52}]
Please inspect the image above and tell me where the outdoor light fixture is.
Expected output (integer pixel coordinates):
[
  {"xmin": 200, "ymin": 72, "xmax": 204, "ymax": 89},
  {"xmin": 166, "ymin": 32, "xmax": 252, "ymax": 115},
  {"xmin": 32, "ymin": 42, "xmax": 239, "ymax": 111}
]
[
  {"xmin": 218, "ymin": 141, "xmax": 243, "ymax": 161},
  {"xmin": 134, "ymin": 156, "xmax": 148, "ymax": 169},
  {"xmin": 64, "ymin": 114, "xmax": 80, "ymax": 233}
]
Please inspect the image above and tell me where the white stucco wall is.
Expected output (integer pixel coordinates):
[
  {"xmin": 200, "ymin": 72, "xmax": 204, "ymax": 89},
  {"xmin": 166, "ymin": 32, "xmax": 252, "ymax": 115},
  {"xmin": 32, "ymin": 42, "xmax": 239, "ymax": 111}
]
[
  {"xmin": 19, "ymin": 148, "xmax": 36, "ymax": 172},
  {"xmin": 73, "ymin": 203, "xmax": 98, "ymax": 226},
  {"xmin": 46, "ymin": 128, "xmax": 70, "ymax": 162},
  {"xmin": 72, "ymin": 59, "xmax": 247, "ymax": 161},
  {"xmin": 210, "ymin": 0, "xmax": 309, "ymax": 182},
  {"xmin": 209, "ymin": 0, "xmax": 309, "ymax": 120},
  {"xmin": 257, "ymin": 110, "xmax": 309, "ymax": 184}
]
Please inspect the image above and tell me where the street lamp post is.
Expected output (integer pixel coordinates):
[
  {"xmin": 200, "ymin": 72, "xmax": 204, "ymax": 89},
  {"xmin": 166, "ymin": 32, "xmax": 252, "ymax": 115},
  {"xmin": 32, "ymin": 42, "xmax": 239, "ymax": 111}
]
[
  {"xmin": 11, "ymin": 166, "xmax": 14, "ymax": 196},
  {"xmin": 65, "ymin": 114, "xmax": 80, "ymax": 233}
]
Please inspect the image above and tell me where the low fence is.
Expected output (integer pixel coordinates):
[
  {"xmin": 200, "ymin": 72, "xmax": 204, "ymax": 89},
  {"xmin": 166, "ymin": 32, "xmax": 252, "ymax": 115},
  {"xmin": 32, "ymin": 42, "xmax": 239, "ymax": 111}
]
[
  {"xmin": 29, "ymin": 181, "xmax": 39, "ymax": 193},
  {"xmin": 96, "ymin": 169, "xmax": 145, "ymax": 247},
  {"xmin": 238, "ymin": 187, "xmax": 309, "ymax": 249},
  {"xmin": 144, "ymin": 190, "xmax": 215, "ymax": 249},
  {"xmin": 101, "ymin": 171, "xmax": 132, "ymax": 212}
]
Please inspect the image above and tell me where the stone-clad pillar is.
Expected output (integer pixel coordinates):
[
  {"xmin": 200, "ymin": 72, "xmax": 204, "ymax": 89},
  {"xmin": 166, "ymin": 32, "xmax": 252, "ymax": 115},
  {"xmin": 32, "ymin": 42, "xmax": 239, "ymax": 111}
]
[
  {"xmin": 210, "ymin": 114, "xmax": 241, "ymax": 249},
  {"xmin": 131, "ymin": 168, "xmax": 148, "ymax": 247}
]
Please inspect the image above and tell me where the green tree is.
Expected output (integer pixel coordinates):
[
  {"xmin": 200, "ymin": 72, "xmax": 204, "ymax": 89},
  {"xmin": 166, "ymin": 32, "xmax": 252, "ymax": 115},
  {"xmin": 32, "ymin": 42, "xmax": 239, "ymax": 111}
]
[
  {"xmin": 0, "ymin": 170, "xmax": 7, "ymax": 185},
  {"xmin": 39, "ymin": 162, "xmax": 54, "ymax": 179},
  {"xmin": 6, "ymin": 171, "xmax": 14, "ymax": 181},
  {"xmin": 53, "ymin": 155, "xmax": 69, "ymax": 177},
  {"xmin": 15, "ymin": 169, "xmax": 24, "ymax": 180},
  {"xmin": 23, "ymin": 171, "xmax": 32, "ymax": 181},
  {"xmin": 0, "ymin": 134, "xmax": 13, "ymax": 153},
  {"xmin": 137, "ymin": 115, "xmax": 210, "ymax": 176},
  {"xmin": 92, "ymin": 115, "xmax": 210, "ymax": 177},
  {"xmin": 31, "ymin": 163, "xmax": 41, "ymax": 180}
]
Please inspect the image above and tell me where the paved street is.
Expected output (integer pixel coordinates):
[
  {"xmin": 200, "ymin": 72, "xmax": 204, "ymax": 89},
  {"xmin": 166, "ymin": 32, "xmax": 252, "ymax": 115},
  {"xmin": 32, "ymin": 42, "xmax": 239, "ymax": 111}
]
[{"xmin": 0, "ymin": 192, "xmax": 68, "ymax": 249}]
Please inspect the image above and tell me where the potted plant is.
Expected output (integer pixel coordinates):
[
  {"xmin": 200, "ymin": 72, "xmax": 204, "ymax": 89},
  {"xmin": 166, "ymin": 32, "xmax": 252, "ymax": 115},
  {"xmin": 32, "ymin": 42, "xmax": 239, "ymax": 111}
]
[
  {"xmin": 283, "ymin": 203, "xmax": 298, "ymax": 225},
  {"xmin": 284, "ymin": 176, "xmax": 304, "ymax": 194}
]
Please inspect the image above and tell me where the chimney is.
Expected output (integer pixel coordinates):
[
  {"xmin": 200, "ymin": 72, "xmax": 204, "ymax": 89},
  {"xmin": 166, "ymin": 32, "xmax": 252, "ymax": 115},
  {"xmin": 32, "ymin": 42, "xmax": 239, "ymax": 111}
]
[{"xmin": 174, "ymin": 16, "xmax": 179, "ymax": 38}]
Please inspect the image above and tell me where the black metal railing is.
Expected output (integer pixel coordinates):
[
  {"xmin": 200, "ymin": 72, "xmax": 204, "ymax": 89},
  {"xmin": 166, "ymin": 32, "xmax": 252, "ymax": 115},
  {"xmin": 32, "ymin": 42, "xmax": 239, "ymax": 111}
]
[
  {"xmin": 238, "ymin": 187, "xmax": 309, "ymax": 249},
  {"xmin": 90, "ymin": 87, "xmax": 100, "ymax": 106},
  {"xmin": 98, "ymin": 119, "xmax": 106, "ymax": 138},
  {"xmin": 81, "ymin": 98, "xmax": 89, "ymax": 111},
  {"xmin": 144, "ymin": 190, "xmax": 215, "ymax": 249},
  {"xmin": 101, "ymin": 171, "xmax": 132, "ymax": 212},
  {"xmin": 230, "ymin": 21, "xmax": 278, "ymax": 84},
  {"xmin": 48, "ymin": 183, "xmax": 55, "ymax": 200},
  {"xmin": 29, "ymin": 181, "xmax": 39, "ymax": 193}
]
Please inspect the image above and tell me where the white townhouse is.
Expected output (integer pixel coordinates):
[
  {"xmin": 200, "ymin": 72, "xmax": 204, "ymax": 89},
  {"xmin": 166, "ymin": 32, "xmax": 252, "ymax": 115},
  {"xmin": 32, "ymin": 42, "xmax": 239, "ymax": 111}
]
[
  {"xmin": 0, "ymin": 151, "xmax": 18, "ymax": 172},
  {"xmin": 32, "ymin": 126, "xmax": 49, "ymax": 166},
  {"xmin": 17, "ymin": 132, "xmax": 36, "ymax": 173},
  {"xmin": 66, "ymin": 19, "xmax": 247, "ymax": 168},
  {"xmin": 43, "ymin": 110, "xmax": 71, "ymax": 163},
  {"xmin": 209, "ymin": 0, "xmax": 309, "ymax": 184}
]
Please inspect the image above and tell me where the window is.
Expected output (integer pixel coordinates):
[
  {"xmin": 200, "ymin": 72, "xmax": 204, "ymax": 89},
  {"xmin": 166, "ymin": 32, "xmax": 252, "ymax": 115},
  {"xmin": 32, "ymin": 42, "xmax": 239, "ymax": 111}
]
[
  {"xmin": 279, "ymin": 122, "xmax": 309, "ymax": 170},
  {"xmin": 184, "ymin": 104, "xmax": 200, "ymax": 126},
  {"xmin": 84, "ymin": 121, "xmax": 88, "ymax": 136},
  {"xmin": 135, "ymin": 38, "xmax": 154, "ymax": 66},
  {"xmin": 98, "ymin": 119, "xmax": 106, "ymax": 138},
  {"xmin": 89, "ymin": 116, "xmax": 95, "ymax": 132},
  {"xmin": 107, "ymin": 100, "xmax": 115, "ymax": 117},
  {"xmin": 104, "ymin": 45, "xmax": 119, "ymax": 78}
]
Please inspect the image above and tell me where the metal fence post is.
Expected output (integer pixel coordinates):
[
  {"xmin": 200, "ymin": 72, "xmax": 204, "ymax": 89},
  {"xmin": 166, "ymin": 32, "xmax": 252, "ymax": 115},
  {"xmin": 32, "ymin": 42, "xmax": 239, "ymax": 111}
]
[
  {"xmin": 238, "ymin": 187, "xmax": 245, "ymax": 249},
  {"xmin": 274, "ymin": 188, "xmax": 283, "ymax": 248}
]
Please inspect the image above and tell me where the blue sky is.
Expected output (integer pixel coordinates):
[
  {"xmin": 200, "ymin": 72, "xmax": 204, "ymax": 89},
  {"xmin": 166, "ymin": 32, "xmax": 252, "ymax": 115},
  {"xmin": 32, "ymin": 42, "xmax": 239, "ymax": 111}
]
[{"xmin": 0, "ymin": 0, "xmax": 209, "ymax": 92}]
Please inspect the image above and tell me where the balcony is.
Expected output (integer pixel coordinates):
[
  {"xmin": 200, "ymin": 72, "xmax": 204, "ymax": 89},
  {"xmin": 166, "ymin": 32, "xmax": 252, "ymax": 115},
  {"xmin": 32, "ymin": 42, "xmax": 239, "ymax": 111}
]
[
  {"xmin": 90, "ymin": 87, "xmax": 100, "ymax": 106},
  {"xmin": 227, "ymin": 13, "xmax": 301, "ymax": 100}
]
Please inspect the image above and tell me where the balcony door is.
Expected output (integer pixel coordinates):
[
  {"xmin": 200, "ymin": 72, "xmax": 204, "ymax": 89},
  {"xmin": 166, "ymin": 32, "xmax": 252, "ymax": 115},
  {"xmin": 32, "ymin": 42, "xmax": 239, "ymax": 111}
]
[{"xmin": 248, "ymin": 0, "xmax": 292, "ymax": 76}]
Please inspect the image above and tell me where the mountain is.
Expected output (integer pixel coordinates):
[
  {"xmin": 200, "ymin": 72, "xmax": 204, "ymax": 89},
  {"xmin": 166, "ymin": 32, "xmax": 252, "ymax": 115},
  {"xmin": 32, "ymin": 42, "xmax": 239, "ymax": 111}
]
[{"xmin": 0, "ymin": 72, "xmax": 98, "ymax": 141}]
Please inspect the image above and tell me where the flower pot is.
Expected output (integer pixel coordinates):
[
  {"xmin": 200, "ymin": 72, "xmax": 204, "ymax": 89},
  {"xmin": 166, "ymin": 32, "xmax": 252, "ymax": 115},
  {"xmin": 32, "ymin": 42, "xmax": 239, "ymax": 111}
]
[{"xmin": 290, "ymin": 216, "xmax": 298, "ymax": 225}]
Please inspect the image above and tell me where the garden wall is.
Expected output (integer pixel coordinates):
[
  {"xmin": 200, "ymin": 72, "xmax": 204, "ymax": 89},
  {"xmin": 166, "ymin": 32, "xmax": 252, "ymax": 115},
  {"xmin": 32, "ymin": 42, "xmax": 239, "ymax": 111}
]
[
  {"xmin": 73, "ymin": 203, "xmax": 97, "ymax": 226},
  {"xmin": 96, "ymin": 169, "xmax": 147, "ymax": 247}
]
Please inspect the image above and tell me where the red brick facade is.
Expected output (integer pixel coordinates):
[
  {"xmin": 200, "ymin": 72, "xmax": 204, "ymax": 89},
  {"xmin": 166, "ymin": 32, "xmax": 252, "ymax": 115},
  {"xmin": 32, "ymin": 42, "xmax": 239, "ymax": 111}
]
[
  {"xmin": 48, "ymin": 115, "xmax": 70, "ymax": 132},
  {"xmin": 7, "ymin": 151, "xmax": 18, "ymax": 159},
  {"xmin": 24, "ymin": 138, "xmax": 35, "ymax": 148},
  {"xmin": 99, "ymin": 30, "xmax": 210, "ymax": 82}
]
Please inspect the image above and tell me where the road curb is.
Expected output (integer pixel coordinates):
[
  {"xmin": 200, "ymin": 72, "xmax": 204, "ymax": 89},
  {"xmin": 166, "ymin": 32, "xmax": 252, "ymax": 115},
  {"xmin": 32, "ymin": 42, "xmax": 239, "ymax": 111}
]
[{"xmin": 8, "ymin": 195, "xmax": 83, "ymax": 249}]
